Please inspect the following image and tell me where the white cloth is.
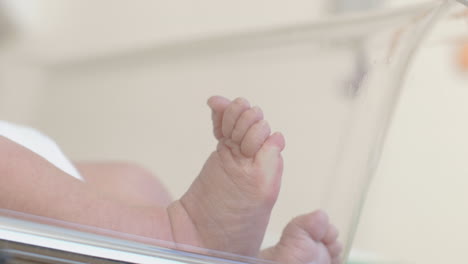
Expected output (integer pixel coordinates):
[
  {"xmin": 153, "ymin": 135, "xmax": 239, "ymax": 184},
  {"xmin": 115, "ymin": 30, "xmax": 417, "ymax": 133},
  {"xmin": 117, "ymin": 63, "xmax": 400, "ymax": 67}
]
[{"xmin": 0, "ymin": 120, "xmax": 83, "ymax": 180}]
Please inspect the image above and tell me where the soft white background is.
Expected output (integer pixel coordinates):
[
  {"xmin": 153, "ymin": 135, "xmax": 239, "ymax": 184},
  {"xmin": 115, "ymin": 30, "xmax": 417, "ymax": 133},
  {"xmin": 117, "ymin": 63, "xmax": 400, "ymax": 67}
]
[{"xmin": 1, "ymin": 1, "xmax": 467, "ymax": 263}]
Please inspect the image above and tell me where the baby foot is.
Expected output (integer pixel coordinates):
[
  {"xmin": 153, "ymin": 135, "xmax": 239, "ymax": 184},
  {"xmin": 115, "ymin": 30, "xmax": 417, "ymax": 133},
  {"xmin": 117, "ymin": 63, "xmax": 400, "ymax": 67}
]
[
  {"xmin": 260, "ymin": 210, "xmax": 343, "ymax": 264},
  {"xmin": 168, "ymin": 96, "xmax": 285, "ymax": 256}
]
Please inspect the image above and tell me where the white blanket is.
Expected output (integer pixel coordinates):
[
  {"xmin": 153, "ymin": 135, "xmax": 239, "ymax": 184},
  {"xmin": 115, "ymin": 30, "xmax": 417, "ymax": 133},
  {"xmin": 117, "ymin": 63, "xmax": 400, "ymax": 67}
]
[{"xmin": 0, "ymin": 120, "xmax": 83, "ymax": 180}]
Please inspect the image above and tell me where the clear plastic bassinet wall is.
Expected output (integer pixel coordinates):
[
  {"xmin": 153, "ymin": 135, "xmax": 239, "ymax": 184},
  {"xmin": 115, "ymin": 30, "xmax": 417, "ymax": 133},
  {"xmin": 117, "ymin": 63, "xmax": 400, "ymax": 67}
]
[{"xmin": 0, "ymin": 0, "xmax": 467, "ymax": 264}]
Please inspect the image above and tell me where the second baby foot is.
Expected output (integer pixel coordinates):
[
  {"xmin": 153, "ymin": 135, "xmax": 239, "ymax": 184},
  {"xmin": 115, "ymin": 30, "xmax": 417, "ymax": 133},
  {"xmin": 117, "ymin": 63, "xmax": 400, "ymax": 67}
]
[
  {"xmin": 168, "ymin": 96, "xmax": 285, "ymax": 256},
  {"xmin": 260, "ymin": 210, "xmax": 343, "ymax": 264}
]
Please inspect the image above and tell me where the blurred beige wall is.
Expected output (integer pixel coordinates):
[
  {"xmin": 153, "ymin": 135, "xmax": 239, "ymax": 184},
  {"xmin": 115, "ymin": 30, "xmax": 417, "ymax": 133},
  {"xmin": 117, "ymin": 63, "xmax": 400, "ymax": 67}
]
[
  {"xmin": 2, "ymin": 0, "xmax": 327, "ymax": 62},
  {"xmin": 1, "ymin": 1, "xmax": 467, "ymax": 263},
  {"xmin": 0, "ymin": 44, "xmax": 44, "ymax": 124}
]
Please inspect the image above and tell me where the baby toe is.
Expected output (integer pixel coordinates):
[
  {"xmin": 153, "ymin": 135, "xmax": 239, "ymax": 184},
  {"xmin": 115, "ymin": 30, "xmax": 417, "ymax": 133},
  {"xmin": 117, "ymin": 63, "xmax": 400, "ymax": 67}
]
[
  {"xmin": 293, "ymin": 210, "xmax": 330, "ymax": 242},
  {"xmin": 231, "ymin": 106, "xmax": 264, "ymax": 143},
  {"xmin": 323, "ymin": 224, "xmax": 339, "ymax": 245},
  {"xmin": 240, "ymin": 120, "xmax": 271, "ymax": 157},
  {"xmin": 207, "ymin": 96, "xmax": 231, "ymax": 140},
  {"xmin": 331, "ymin": 255, "xmax": 343, "ymax": 264},
  {"xmin": 327, "ymin": 241, "xmax": 343, "ymax": 258},
  {"xmin": 221, "ymin": 97, "xmax": 250, "ymax": 139},
  {"xmin": 274, "ymin": 239, "xmax": 326, "ymax": 264}
]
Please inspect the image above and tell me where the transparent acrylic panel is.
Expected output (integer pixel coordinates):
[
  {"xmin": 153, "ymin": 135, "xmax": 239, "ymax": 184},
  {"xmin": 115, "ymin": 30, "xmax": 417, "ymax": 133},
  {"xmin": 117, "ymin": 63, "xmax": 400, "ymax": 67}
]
[{"xmin": 0, "ymin": 1, "xmax": 466, "ymax": 263}]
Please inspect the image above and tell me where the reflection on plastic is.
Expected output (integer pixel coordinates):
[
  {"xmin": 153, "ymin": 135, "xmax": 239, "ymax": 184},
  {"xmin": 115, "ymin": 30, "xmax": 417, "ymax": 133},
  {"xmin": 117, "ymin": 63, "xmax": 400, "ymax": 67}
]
[
  {"xmin": 0, "ymin": 209, "xmax": 276, "ymax": 264},
  {"xmin": 1, "ymin": 1, "xmax": 467, "ymax": 264}
]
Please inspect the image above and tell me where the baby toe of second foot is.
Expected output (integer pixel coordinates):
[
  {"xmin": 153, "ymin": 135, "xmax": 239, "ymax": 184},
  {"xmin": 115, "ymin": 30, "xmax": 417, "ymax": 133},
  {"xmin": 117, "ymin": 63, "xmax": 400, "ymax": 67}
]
[{"xmin": 327, "ymin": 241, "xmax": 343, "ymax": 259}]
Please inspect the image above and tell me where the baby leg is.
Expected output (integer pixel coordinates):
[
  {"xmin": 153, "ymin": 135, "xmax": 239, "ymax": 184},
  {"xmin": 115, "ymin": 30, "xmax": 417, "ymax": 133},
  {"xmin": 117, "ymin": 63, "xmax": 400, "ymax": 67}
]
[{"xmin": 76, "ymin": 161, "xmax": 172, "ymax": 207}]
